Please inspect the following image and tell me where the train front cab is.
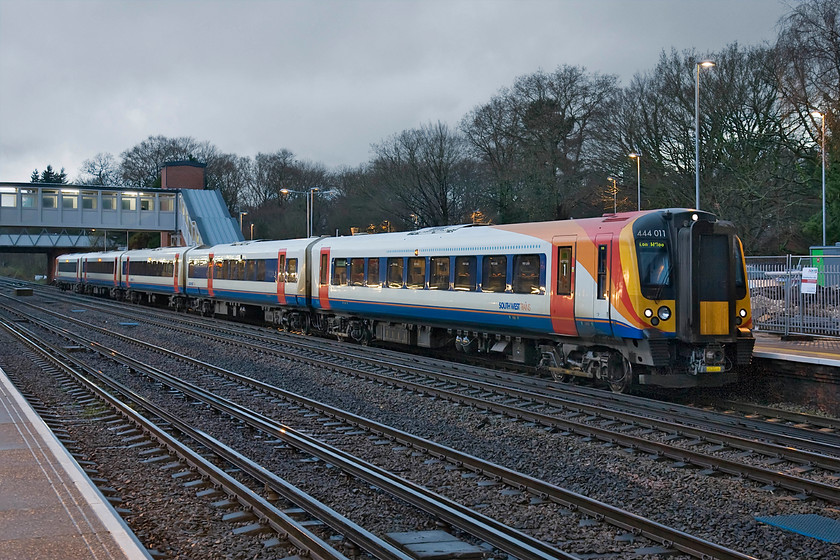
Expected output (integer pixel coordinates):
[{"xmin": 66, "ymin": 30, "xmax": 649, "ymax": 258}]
[{"xmin": 636, "ymin": 211, "xmax": 754, "ymax": 388}]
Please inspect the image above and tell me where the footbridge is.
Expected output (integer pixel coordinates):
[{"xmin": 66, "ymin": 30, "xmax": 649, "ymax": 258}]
[{"xmin": 0, "ymin": 182, "xmax": 243, "ymax": 265}]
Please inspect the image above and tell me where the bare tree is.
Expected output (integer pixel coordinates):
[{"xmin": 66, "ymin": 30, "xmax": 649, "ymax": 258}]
[
  {"xmin": 775, "ymin": 0, "xmax": 839, "ymax": 244},
  {"xmin": 371, "ymin": 121, "xmax": 484, "ymax": 226},
  {"xmin": 77, "ymin": 153, "xmax": 121, "ymax": 186},
  {"xmin": 461, "ymin": 65, "xmax": 619, "ymax": 222},
  {"xmin": 247, "ymin": 149, "xmax": 296, "ymax": 207},
  {"xmin": 119, "ymin": 135, "xmax": 218, "ymax": 188},
  {"xmin": 206, "ymin": 153, "xmax": 252, "ymax": 214}
]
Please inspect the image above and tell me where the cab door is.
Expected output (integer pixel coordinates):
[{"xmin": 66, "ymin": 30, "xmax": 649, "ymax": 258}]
[
  {"xmin": 575, "ymin": 235, "xmax": 613, "ymax": 337},
  {"xmin": 592, "ymin": 234, "xmax": 613, "ymax": 336},
  {"xmin": 550, "ymin": 236, "xmax": 577, "ymax": 336}
]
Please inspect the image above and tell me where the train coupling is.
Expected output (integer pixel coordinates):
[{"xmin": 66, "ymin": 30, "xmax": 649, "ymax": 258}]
[{"xmin": 689, "ymin": 343, "xmax": 727, "ymax": 374}]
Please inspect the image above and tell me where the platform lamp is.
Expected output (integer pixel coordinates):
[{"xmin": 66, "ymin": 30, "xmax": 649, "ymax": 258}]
[
  {"xmin": 695, "ymin": 59, "xmax": 715, "ymax": 210},
  {"xmin": 629, "ymin": 152, "xmax": 641, "ymax": 211},
  {"xmin": 812, "ymin": 110, "xmax": 827, "ymax": 246},
  {"xmin": 238, "ymin": 211, "xmax": 247, "ymax": 238}
]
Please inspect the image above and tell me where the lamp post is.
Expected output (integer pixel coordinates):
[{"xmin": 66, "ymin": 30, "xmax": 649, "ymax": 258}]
[
  {"xmin": 250, "ymin": 223, "xmax": 254, "ymax": 241},
  {"xmin": 629, "ymin": 152, "xmax": 641, "ymax": 211},
  {"xmin": 812, "ymin": 110, "xmax": 827, "ymax": 246},
  {"xmin": 280, "ymin": 187, "xmax": 320, "ymax": 237},
  {"xmin": 607, "ymin": 176, "xmax": 617, "ymax": 214},
  {"xmin": 238, "ymin": 211, "xmax": 247, "ymax": 238},
  {"xmin": 695, "ymin": 59, "xmax": 715, "ymax": 210}
]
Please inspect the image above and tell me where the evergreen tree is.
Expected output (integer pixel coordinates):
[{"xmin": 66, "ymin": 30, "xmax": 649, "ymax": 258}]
[{"xmin": 30, "ymin": 165, "xmax": 68, "ymax": 184}]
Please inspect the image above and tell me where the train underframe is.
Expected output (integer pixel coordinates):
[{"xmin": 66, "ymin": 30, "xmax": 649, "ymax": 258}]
[{"xmin": 57, "ymin": 284, "xmax": 753, "ymax": 394}]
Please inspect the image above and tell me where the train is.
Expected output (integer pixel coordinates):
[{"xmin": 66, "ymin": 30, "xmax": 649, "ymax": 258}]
[{"xmin": 54, "ymin": 208, "xmax": 754, "ymax": 392}]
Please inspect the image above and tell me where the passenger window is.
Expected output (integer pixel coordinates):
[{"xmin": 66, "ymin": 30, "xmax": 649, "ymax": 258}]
[
  {"xmin": 556, "ymin": 246, "xmax": 572, "ymax": 295},
  {"xmin": 454, "ymin": 256, "xmax": 477, "ymax": 291},
  {"xmin": 257, "ymin": 259, "xmax": 266, "ymax": 282},
  {"xmin": 387, "ymin": 258, "xmax": 404, "ymax": 288},
  {"xmin": 320, "ymin": 254, "xmax": 328, "ymax": 285},
  {"xmin": 482, "ymin": 255, "xmax": 507, "ymax": 293},
  {"xmin": 286, "ymin": 258, "xmax": 298, "ymax": 283},
  {"xmin": 367, "ymin": 258, "xmax": 380, "ymax": 287},
  {"xmin": 245, "ymin": 259, "xmax": 256, "ymax": 281},
  {"xmin": 350, "ymin": 258, "xmax": 365, "ymax": 286},
  {"xmin": 429, "ymin": 257, "xmax": 450, "ymax": 290},
  {"xmin": 407, "ymin": 257, "xmax": 425, "ymax": 289},
  {"xmin": 332, "ymin": 258, "xmax": 348, "ymax": 285},
  {"xmin": 513, "ymin": 254, "xmax": 542, "ymax": 294},
  {"xmin": 278, "ymin": 255, "xmax": 286, "ymax": 282}
]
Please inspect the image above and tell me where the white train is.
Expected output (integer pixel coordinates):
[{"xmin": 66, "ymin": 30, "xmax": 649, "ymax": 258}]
[{"xmin": 55, "ymin": 209, "xmax": 755, "ymax": 392}]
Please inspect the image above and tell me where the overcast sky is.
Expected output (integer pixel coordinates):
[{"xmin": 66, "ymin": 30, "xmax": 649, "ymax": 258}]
[{"xmin": 0, "ymin": 0, "xmax": 795, "ymax": 183}]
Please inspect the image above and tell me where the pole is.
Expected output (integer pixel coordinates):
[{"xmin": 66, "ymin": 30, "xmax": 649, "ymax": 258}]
[
  {"xmin": 821, "ymin": 116, "xmax": 826, "ymax": 246},
  {"xmin": 634, "ymin": 155, "xmax": 641, "ymax": 211},
  {"xmin": 306, "ymin": 190, "xmax": 311, "ymax": 238},
  {"xmin": 694, "ymin": 60, "xmax": 715, "ymax": 210},
  {"xmin": 695, "ymin": 63, "xmax": 700, "ymax": 210}
]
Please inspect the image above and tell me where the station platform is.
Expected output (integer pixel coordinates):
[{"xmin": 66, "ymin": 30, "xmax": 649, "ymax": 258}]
[
  {"xmin": 753, "ymin": 331, "xmax": 840, "ymax": 368},
  {"xmin": 0, "ymin": 368, "xmax": 151, "ymax": 559}
]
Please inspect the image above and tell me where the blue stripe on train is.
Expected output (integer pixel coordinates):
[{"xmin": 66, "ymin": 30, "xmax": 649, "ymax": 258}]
[{"xmin": 313, "ymin": 296, "xmax": 647, "ymax": 338}]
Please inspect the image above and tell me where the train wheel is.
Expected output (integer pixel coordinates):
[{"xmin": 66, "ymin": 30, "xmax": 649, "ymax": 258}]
[{"xmin": 605, "ymin": 353, "xmax": 633, "ymax": 393}]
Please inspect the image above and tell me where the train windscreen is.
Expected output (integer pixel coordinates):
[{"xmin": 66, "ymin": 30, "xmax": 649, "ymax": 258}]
[{"xmin": 636, "ymin": 237, "xmax": 673, "ymax": 300}]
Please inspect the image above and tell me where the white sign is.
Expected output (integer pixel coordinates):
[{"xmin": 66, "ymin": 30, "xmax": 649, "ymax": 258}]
[{"xmin": 801, "ymin": 267, "xmax": 818, "ymax": 294}]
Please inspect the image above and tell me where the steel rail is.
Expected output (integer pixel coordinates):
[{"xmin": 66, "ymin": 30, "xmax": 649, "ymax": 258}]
[
  {"xmin": 0, "ymin": 319, "xmax": 351, "ymax": 560},
  {"xmin": 14, "ymin": 305, "xmax": 761, "ymax": 560},
  {"xmin": 40, "ymin": 288, "xmax": 840, "ymax": 453},
  {"xmin": 718, "ymin": 400, "xmax": 840, "ymax": 432},
  {"xmin": 11, "ymin": 313, "xmax": 575, "ymax": 560},
  {"xmin": 48, "ymin": 290, "xmax": 840, "ymax": 451},
  {"xmin": 27, "ymin": 297, "xmax": 840, "ymax": 492},
  {"xmin": 29, "ymin": 293, "xmax": 840, "ymax": 459}
]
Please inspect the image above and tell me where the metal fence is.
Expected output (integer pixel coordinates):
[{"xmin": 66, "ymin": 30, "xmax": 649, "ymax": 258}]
[{"xmin": 746, "ymin": 255, "xmax": 840, "ymax": 338}]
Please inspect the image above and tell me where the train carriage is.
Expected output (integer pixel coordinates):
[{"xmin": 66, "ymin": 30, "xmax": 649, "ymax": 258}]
[
  {"xmin": 184, "ymin": 238, "xmax": 318, "ymax": 327},
  {"xmin": 121, "ymin": 247, "xmax": 187, "ymax": 305},
  {"xmin": 55, "ymin": 252, "xmax": 84, "ymax": 290},
  {"xmin": 309, "ymin": 209, "xmax": 754, "ymax": 391},
  {"xmin": 311, "ymin": 224, "xmax": 553, "ymax": 351}
]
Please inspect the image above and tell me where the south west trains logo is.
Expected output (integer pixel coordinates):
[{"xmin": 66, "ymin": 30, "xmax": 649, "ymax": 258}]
[{"xmin": 499, "ymin": 302, "xmax": 532, "ymax": 311}]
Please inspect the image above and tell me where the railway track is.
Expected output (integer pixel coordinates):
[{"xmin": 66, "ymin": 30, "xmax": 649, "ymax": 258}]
[
  {"xmin": 18, "ymin": 292, "xmax": 840, "ymax": 503},
  {"xmin": 0, "ymin": 293, "xmax": 769, "ymax": 559},
  {"xmin": 38, "ymin": 287, "xmax": 840, "ymax": 440},
  {"xmin": 3, "ymin": 283, "xmax": 840, "ymax": 557}
]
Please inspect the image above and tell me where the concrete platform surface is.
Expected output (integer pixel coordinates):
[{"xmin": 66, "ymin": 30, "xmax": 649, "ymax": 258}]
[
  {"xmin": 753, "ymin": 331, "xmax": 840, "ymax": 367},
  {"xmin": 0, "ymin": 368, "xmax": 151, "ymax": 560}
]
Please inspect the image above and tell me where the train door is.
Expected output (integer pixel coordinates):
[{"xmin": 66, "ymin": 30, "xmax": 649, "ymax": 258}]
[
  {"xmin": 575, "ymin": 235, "xmax": 613, "ymax": 337},
  {"xmin": 593, "ymin": 234, "xmax": 613, "ymax": 336},
  {"xmin": 317, "ymin": 247, "xmax": 331, "ymax": 310},
  {"xmin": 276, "ymin": 250, "xmax": 287, "ymax": 305},
  {"xmin": 207, "ymin": 253, "xmax": 214, "ymax": 297},
  {"xmin": 173, "ymin": 253, "xmax": 180, "ymax": 293},
  {"xmin": 550, "ymin": 236, "xmax": 577, "ymax": 336}
]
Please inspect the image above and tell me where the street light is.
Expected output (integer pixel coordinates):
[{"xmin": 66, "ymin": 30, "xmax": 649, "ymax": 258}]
[
  {"xmin": 607, "ymin": 176, "xmax": 617, "ymax": 214},
  {"xmin": 238, "ymin": 211, "xmax": 247, "ymax": 238},
  {"xmin": 695, "ymin": 59, "xmax": 715, "ymax": 210},
  {"xmin": 250, "ymin": 222, "xmax": 254, "ymax": 240},
  {"xmin": 628, "ymin": 152, "xmax": 641, "ymax": 211},
  {"xmin": 280, "ymin": 187, "xmax": 320, "ymax": 237},
  {"xmin": 812, "ymin": 110, "xmax": 827, "ymax": 246}
]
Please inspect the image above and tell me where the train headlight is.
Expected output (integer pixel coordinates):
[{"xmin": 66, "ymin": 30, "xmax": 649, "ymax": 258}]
[
  {"xmin": 644, "ymin": 308, "xmax": 653, "ymax": 318},
  {"xmin": 691, "ymin": 213, "xmax": 699, "ymax": 222},
  {"xmin": 739, "ymin": 308, "xmax": 747, "ymax": 317},
  {"xmin": 651, "ymin": 317, "xmax": 660, "ymax": 326},
  {"xmin": 657, "ymin": 306, "xmax": 672, "ymax": 321}
]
